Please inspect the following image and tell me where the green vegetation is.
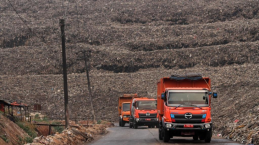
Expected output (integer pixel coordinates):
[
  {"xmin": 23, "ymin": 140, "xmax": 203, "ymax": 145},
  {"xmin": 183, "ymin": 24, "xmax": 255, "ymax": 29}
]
[
  {"xmin": 52, "ymin": 122, "xmax": 64, "ymax": 133},
  {"xmin": 16, "ymin": 121, "xmax": 37, "ymax": 143},
  {"xmin": 24, "ymin": 137, "xmax": 33, "ymax": 143},
  {"xmin": 97, "ymin": 120, "xmax": 102, "ymax": 124},
  {"xmin": 0, "ymin": 135, "xmax": 9, "ymax": 143},
  {"xmin": 34, "ymin": 114, "xmax": 40, "ymax": 119},
  {"xmin": 17, "ymin": 136, "xmax": 33, "ymax": 144},
  {"xmin": 33, "ymin": 115, "xmax": 50, "ymax": 123}
]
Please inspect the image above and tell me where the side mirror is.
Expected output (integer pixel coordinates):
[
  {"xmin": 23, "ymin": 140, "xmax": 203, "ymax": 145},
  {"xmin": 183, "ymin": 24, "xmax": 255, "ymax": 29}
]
[
  {"xmin": 213, "ymin": 92, "xmax": 218, "ymax": 98},
  {"xmin": 119, "ymin": 106, "xmax": 121, "ymax": 109},
  {"xmin": 161, "ymin": 93, "xmax": 165, "ymax": 100},
  {"xmin": 133, "ymin": 102, "xmax": 136, "ymax": 107}
]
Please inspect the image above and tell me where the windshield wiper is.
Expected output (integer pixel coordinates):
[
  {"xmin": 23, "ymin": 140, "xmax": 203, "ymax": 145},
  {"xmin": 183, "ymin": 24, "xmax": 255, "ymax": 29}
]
[{"xmin": 175, "ymin": 104, "xmax": 184, "ymax": 109}]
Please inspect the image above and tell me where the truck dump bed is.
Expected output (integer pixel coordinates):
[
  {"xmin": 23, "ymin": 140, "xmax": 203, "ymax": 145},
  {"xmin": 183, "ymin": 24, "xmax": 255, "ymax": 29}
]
[{"xmin": 157, "ymin": 74, "xmax": 211, "ymax": 116}]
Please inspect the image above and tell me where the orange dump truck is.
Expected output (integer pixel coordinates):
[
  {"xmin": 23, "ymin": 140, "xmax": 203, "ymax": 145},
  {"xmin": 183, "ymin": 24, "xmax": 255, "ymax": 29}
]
[
  {"xmin": 129, "ymin": 97, "xmax": 159, "ymax": 129},
  {"xmin": 118, "ymin": 94, "xmax": 138, "ymax": 127},
  {"xmin": 157, "ymin": 74, "xmax": 217, "ymax": 143}
]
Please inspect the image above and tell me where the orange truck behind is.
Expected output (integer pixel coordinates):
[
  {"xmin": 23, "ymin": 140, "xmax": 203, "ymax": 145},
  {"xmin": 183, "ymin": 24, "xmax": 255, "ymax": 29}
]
[
  {"xmin": 129, "ymin": 97, "xmax": 159, "ymax": 129},
  {"xmin": 118, "ymin": 94, "xmax": 138, "ymax": 127},
  {"xmin": 157, "ymin": 74, "xmax": 217, "ymax": 143}
]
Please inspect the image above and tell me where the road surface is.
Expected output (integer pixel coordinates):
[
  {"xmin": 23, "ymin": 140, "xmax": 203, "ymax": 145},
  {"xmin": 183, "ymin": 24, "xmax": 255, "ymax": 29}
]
[{"xmin": 89, "ymin": 124, "xmax": 243, "ymax": 145}]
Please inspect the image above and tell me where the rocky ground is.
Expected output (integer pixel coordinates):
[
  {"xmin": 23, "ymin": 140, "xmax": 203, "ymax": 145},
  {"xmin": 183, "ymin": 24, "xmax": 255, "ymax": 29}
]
[
  {"xmin": 0, "ymin": 0, "xmax": 258, "ymax": 144},
  {"xmin": 26, "ymin": 121, "xmax": 114, "ymax": 145}
]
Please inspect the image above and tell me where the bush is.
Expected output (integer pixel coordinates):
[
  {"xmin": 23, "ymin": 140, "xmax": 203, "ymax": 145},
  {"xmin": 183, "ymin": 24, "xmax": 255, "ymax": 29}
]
[
  {"xmin": 52, "ymin": 122, "xmax": 64, "ymax": 133},
  {"xmin": 24, "ymin": 137, "xmax": 33, "ymax": 143},
  {"xmin": 0, "ymin": 135, "xmax": 9, "ymax": 143},
  {"xmin": 16, "ymin": 121, "xmax": 37, "ymax": 139},
  {"xmin": 34, "ymin": 114, "xmax": 40, "ymax": 119}
]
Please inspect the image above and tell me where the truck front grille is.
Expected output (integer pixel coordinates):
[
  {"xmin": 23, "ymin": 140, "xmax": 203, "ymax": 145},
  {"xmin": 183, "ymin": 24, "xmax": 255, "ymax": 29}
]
[
  {"xmin": 139, "ymin": 113, "xmax": 157, "ymax": 118},
  {"xmin": 174, "ymin": 114, "xmax": 204, "ymax": 123}
]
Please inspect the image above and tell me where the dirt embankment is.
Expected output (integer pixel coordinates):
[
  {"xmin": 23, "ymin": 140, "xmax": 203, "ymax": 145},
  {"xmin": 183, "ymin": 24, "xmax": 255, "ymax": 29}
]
[{"xmin": 0, "ymin": 114, "xmax": 30, "ymax": 145}]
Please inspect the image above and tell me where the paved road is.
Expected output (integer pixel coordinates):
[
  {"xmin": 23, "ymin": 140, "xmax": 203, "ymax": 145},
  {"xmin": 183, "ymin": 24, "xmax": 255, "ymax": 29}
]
[{"xmin": 89, "ymin": 124, "xmax": 243, "ymax": 145}]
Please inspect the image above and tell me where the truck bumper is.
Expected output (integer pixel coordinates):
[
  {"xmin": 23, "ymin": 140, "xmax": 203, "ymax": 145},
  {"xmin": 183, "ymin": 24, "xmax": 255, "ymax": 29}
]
[
  {"xmin": 136, "ymin": 118, "xmax": 159, "ymax": 126},
  {"xmin": 123, "ymin": 117, "xmax": 129, "ymax": 122},
  {"xmin": 163, "ymin": 122, "xmax": 213, "ymax": 136}
]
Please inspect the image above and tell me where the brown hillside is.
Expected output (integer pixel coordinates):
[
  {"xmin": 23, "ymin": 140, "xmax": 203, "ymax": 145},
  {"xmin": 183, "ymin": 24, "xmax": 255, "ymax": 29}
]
[{"xmin": 0, "ymin": 0, "xmax": 258, "ymax": 144}]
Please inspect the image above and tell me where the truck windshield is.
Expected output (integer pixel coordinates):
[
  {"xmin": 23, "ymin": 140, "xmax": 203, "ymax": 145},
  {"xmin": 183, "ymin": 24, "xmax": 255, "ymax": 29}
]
[
  {"xmin": 136, "ymin": 100, "xmax": 157, "ymax": 110},
  {"xmin": 168, "ymin": 92, "xmax": 208, "ymax": 106},
  {"xmin": 123, "ymin": 103, "xmax": 130, "ymax": 111}
]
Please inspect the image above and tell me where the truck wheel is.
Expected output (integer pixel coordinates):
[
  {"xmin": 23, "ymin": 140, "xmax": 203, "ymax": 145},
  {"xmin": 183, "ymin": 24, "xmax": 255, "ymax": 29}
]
[
  {"xmin": 119, "ymin": 118, "xmax": 122, "ymax": 127},
  {"xmin": 163, "ymin": 129, "xmax": 170, "ymax": 142},
  {"xmin": 205, "ymin": 130, "xmax": 212, "ymax": 143},
  {"xmin": 129, "ymin": 123, "xmax": 132, "ymax": 128},
  {"xmin": 199, "ymin": 135, "xmax": 205, "ymax": 140},
  {"xmin": 158, "ymin": 128, "xmax": 163, "ymax": 140},
  {"xmin": 121, "ymin": 121, "xmax": 125, "ymax": 127},
  {"xmin": 193, "ymin": 135, "xmax": 198, "ymax": 140},
  {"xmin": 133, "ymin": 121, "xmax": 138, "ymax": 129}
]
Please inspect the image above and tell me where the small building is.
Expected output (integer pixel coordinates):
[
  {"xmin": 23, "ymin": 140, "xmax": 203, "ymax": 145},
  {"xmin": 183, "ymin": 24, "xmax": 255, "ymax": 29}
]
[
  {"xmin": 0, "ymin": 100, "xmax": 30, "ymax": 122},
  {"xmin": 0, "ymin": 100, "xmax": 11, "ymax": 113}
]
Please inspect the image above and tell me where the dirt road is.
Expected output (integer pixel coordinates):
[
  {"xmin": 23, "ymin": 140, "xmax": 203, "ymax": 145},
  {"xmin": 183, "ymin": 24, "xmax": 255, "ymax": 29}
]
[{"xmin": 89, "ymin": 124, "xmax": 243, "ymax": 145}]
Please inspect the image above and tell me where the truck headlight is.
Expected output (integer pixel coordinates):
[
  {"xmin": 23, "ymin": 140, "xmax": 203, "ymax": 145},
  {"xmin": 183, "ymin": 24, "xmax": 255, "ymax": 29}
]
[
  {"xmin": 205, "ymin": 124, "xmax": 210, "ymax": 128},
  {"xmin": 156, "ymin": 118, "xmax": 158, "ymax": 121},
  {"xmin": 136, "ymin": 118, "xmax": 139, "ymax": 122},
  {"xmin": 123, "ymin": 116, "xmax": 127, "ymax": 118},
  {"xmin": 166, "ymin": 123, "xmax": 171, "ymax": 128}
]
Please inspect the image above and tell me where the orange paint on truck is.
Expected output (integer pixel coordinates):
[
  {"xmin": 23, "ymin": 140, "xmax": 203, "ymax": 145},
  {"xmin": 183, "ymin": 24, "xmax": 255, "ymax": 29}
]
[{"xmin": 157, "ymin": 74, "xmax": 217, "ymax": 143}]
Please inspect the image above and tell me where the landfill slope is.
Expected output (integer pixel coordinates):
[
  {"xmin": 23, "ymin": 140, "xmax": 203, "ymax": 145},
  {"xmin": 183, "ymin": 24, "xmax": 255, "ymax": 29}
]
[{"xmin": 0, "ymin": 0, "xmax": 258, "ymax": 144}]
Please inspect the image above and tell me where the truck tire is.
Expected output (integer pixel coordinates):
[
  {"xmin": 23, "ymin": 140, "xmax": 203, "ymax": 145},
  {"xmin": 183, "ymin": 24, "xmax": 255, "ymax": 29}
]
[
  {"xmin": 119, "ymin": 118, "xmax": 122, "ymax": 127},
  {"xmin": 205, "ymin": 130, "xmax": 212, "ymax": 143},
  {"xmin": 193, "ymin": 135, "xmax": 198, "ymax": 140},
  {"xmin": 133, "ymin": 121, "xmax": 138, "ymax": 129},
  {"xmin": 163, "ymin": 129, "xmax": 170, "ymax": 142},
  {"xmin": 121, "ymin": 121, "xmax": 125, "ymax": 127},
  {"xmin": 159, "ymin": 128, "xmax": 163, "ymax": 140},
  {"xmin": 129, "ymin": 123, "xmax": 133, "ymax": 128}
]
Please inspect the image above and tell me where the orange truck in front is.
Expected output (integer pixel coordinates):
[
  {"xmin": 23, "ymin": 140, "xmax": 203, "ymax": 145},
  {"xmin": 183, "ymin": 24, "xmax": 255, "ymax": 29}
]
[
  {"xmin": 129, "ymin": 97, "xmax": 159, "ymax": 129},
  {"xmin": 118, "ymin": 94, "xmax": 138, "ymax": 127},
  {"xmin": 157, "ymin": 74, "xmax": 217, "ymax": 143}
]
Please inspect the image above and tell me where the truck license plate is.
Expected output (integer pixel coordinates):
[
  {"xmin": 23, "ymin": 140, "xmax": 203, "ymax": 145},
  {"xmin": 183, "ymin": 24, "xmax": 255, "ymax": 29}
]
[
  {"xmin": 145, "ymin": 119, "xmax": 151, "ymax": 121},
  {"xmin": 184, "ymin": 124, "xmax": 193, "ymax": 128}
]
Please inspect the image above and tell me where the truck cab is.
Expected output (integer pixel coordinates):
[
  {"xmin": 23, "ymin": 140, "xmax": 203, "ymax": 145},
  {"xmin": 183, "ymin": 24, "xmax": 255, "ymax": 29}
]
[
  {"xmin": 129, "ymin": 98, "xmax": 159, "ymax": 129},
  {"xmin": 157, "ymin": 74, "xmax": 217, "ymax": 143},
  {"xmin": 120, "ymin": 102, "xmax": 131, "ymax": 126}
]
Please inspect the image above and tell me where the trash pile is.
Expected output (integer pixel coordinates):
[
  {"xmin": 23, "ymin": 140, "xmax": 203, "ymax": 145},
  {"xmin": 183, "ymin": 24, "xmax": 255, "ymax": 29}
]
[{"xmin": 26, "ymin": 123, "xmax": 113, "ymax": 145}]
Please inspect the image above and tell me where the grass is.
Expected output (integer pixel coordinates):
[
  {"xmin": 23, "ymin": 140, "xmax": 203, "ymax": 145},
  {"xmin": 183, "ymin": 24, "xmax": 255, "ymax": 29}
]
[
  {"xmin": 52, "ymin": 122, "xmax": 64, "ymax": 133},
  {"xmin": 16, "ymin": 121, "xmax": 37, "ymax": 142},
  {"xmin": 0, "ymin": 135, "xmax": 9, "ymax": 143},
  {"xmin": 33, "ymin": 116, "xmax": 50, "ymax": 123},
  {"xmin": 97, "ymin": 120, "xmax": 102, "ymax": 124}
]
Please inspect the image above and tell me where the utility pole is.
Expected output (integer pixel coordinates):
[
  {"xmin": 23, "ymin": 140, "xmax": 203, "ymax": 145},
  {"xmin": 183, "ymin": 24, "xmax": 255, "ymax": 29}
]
[
  {"xmin": 60, "ymin": 19, "xmax": 69, "ymax": 128},
  {"xmin": 82, "ymin": 50, "xmax": 96, "ymax": 122}
]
